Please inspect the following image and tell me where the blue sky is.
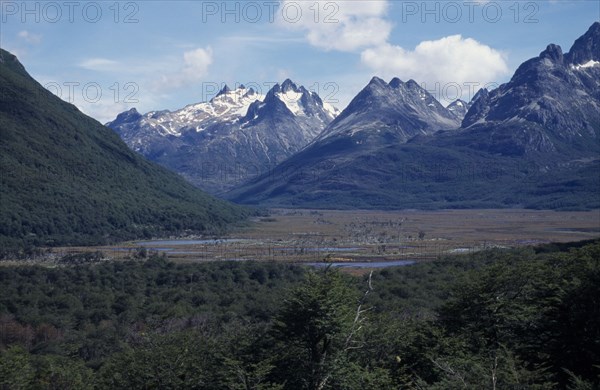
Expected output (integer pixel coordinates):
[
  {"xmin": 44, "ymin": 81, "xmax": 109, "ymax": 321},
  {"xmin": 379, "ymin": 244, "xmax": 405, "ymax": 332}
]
[{"xmin": 1, "ymin": 0, "xmax": 598, "ymax": 123}]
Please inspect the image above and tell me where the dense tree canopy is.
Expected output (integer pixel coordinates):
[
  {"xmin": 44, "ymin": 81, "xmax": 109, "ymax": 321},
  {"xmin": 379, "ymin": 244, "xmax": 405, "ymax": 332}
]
[{"xmin": 1, "ymin": 240, "xmax": 598, "ymax": 389}]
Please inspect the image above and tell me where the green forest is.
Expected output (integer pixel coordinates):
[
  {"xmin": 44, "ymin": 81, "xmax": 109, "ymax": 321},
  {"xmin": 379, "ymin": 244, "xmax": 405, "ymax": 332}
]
[{"xmin": 1, "ymin": 240, "xmax": 598, "ymax": 389}]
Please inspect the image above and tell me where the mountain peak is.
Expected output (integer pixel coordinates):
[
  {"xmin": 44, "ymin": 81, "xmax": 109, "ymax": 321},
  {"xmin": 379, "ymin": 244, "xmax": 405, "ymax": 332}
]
[
  {"xmin": 405, "ymin": 79, "xmax": 420, "ymax": 87},
  {"xmin": 389, "ymin": 77, "xmax": 403, "ymax": 88},
  {"xmin": 210, "ymin": 84, "xmax": 259, "ymax": 105},
  {"xmin": 360, "ymin": 77, "xmax": 390, "ymax": 96},
  {"xmin": 448, "ymin": 99, "xmax": 468, "ymax": 108},
  {"xmin": 471, "ymin": 88, "xmax": 489, "ymax": 103},
  {"xmin": 462, "ymin": 88, "xmax": 490, "ymax": 128},
  {"xmin": 262, "ymin": 79, "xmax": 335, "ymax": 120},
  {"xmin": 281, "ymin": 78, "xmax": 299, "ymax": 92},
  {"xmin": 318, "ymin": 74, "xmax": 460, "ymax": 143},
  {"xmin": 107, "ymin": 107, "xmax": 142, "ymax": 127},
  {"xmin": 215, "ymin": 84, "xmax": 232, "ymax": 97},
  {"xmin": 540, "ymin": 44, "xmax": 564, "ymax": 63},
  {"xmin": 566, "ymin": 21, "xmax": 600, "ymax": 65},
  {"xmin": 368, "ymin": 76, "xmax": 387, "ymax": 87},
  {"xmin": 447, "ymin": 99, "xmax": 470, "ymax": 120}
]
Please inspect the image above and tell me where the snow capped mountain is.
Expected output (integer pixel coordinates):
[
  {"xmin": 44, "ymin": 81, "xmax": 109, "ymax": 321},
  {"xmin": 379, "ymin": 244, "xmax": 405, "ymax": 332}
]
[
  {"xmin": 107, "ymin": 80, "xmax": 338, "ymax": 194},
  {"xmin": 113, "ymin": 85, "xmax": 264, "ymax": 143}
]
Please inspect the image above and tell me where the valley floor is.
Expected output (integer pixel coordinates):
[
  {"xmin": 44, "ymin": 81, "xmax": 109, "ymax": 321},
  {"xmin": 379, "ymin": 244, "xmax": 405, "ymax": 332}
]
[{"xmin": 41, "ymin": 209, "xmax": 600, "ymax": 266}]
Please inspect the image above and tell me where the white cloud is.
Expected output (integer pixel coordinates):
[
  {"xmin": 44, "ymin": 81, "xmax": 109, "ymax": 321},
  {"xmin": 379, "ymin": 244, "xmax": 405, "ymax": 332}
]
[
  {"xmin": 155, "ymin": 47, "xmax": 213, "ymax": 90},
  {"xmin": 361, "ymin": 35, "xmax": 509, "ymax": 103},
  {"xmin": 277, "ymin": 0, "xmax": 391, "ymax": 52},
  {"xmin": 271, "ymin": 1, "xmax": 508, "ymax": 104},
  {"xmin": 18, "ymin": 30, "xmax": 42, "ymax": 45},
  {"xmin": 78, "ymin": 58, "xmax": 120, "ymax": 71}
]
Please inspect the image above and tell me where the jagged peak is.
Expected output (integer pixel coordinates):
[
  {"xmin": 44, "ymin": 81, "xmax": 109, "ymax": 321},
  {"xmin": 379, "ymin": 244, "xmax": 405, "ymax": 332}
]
[
  {"xmin": 389, "ymin": 77, "xmax": 403, "ymax": 88},
  {"xmin": 261, "ymin": 81, "xmax": 304, "ymax": 116},
  {"xmin": 119, "ymin": 107, "xmax": 141, "ymax": 118},
  {"xmin": 405, "ymin": 79, "xmax": 420, "ymax": 88},
  {"xmin": 368, "ymin": 76, "xmax": 387, "ymax": 86},
  {"xmin": 471, "ymin": 88, "xmax": 489, "ymax": 103},
  {"xmin": 405, "ymin": 80, "xmax": 428, "ymax": 95},
  {"xmin": 210, "ymin": 84, "xmax": 259, "ymax": 103},
  {"xmin": 266, "ymin": 79, "xmax": 312, "ymax": 100},
  {"xmin": 566, "ymin": 21, "xmax": 600, "ymax": 65},
  {"xmin": 540, "ymin": 43, "xmax": 564, "ymax": 63},
  {"xmin": 281, "ymin": 78, "xmax": 299, "ymax": 92},
  {"xmin": 105, "ymin": 107, "xmax": 143, "ymax": 126},
  {"xmin": 447, "ymin": 99, "xmax": 468, "ymax": 108},
  {"xmin": 215, "ymin": 84, "xmax": 232, "ymax": 97}
]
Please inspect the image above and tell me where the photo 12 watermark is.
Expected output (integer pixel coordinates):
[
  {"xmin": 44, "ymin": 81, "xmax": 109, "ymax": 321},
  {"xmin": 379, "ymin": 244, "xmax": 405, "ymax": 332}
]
[
  {"xmin": 1, "ymin": 1, "xmax": 139, "ymax": 24},
  {"xmin": 419, "ymin": 81, "xmax": 500, "ymax": 103},
  {"xmin": 43, "ymin": 81, "xmax": 139, "ymax": 104},
  {"xmin": 399, "ymin": 1, "xmax": 540, "ymax": 24},
  {"xmin": 199, "ymin": 1, "xmax": 340, "ymax": 24}
]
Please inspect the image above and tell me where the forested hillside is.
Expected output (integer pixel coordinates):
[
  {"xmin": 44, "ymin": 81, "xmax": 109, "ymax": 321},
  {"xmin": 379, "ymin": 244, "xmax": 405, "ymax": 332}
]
[{"xmin": 0, "ymin": 48, "xmax": 249, "ymax": 252}]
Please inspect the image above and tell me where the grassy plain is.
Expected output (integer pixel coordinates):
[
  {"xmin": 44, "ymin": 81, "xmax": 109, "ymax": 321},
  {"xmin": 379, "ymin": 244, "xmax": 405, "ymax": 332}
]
[{"xmin": 41, "ymin": 208, "xmax": 599, "ymax": 265}]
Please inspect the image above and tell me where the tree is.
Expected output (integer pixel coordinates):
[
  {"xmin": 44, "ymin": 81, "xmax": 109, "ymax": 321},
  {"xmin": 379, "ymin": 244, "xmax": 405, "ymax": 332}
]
[
  {"xmin": 0, "ymin": 346, "xmax": 35, "ymax": 389},
  {"xmin": 271, "ymin": 268, "xmax": 369, "ymax": 390}
]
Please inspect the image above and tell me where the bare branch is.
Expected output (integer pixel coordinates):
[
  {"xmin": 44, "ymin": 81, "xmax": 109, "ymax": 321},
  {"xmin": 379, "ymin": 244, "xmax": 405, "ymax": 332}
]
[
  {"xmin": 430, "ymin": 358, "xmax": 467, "ymax": 389},
  {"xmin": 344, "ymin": 270, "xmax": 373, "ymax": 351}
]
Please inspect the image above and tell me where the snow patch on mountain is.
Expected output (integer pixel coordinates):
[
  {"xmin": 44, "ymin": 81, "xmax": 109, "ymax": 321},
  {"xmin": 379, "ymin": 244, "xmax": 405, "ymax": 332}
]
[
  {"xmin": 275, "ymin": 89, "xmax": 304, "ymax": 116},
  {"xmin": 118, "ymin": 85, "xmax": 267, "ymax": 139},
  {"xmin": 447, "ymin": 99, "xmax": 471, "ymax": 120},
  {"xmin": 571, "ymin": 59, "xmax": 599, "ymax": 70},
  {"xmin": 323, "ymin": 101, "xmax": 340, "ymax": 118}
]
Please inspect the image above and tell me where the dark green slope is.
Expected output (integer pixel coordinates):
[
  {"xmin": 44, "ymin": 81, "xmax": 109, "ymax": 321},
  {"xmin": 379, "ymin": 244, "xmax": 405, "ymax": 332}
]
[
  {"xmin": 0, "ymin": 49, "xmax": 249, "ymax": 250},
  {"xmin": 228, "ymin": 138, "xmax": 600, "ymax": 210}
]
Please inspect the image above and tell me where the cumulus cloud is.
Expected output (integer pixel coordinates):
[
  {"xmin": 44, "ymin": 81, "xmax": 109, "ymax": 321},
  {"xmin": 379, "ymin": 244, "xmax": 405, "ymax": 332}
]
[
  {"xmin": 361, "ymin": 35, "xmax": 509, "ymax": 103},
  {"xmin": 277, "ymin": 0, "xmax": 391, "ymax": 51},
  {"xmin": 274, "ymin": 0, "xmax": 508, "ymax": 103},
  {"xmin": 155, "ymin": 47, "xmax": 213, "ymax": 90}
]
